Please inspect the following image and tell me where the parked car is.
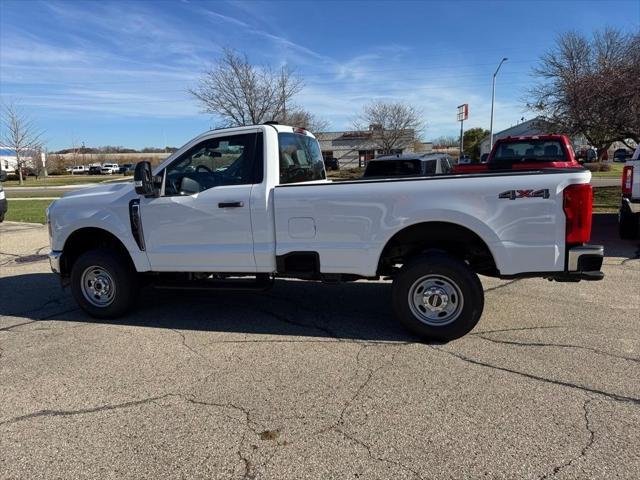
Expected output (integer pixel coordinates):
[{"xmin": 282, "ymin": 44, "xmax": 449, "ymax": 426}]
[
  {"xmin": 323, "ymin": 157, "xmax": 339, "ymax": 171},
  {"xmin": 0, "ymin": 170, "xmax": 7, "ymax": 222},
  {"xmin": 119, "ymin": 163, "xmax": 135, "ymax": 175},
  {"xmin": 101, "ymin": 163, "xmax": 120, "ymax": 175},
  {"xmin": 46, "ymin": 124, "xmax": 603, "ymax": 342},
  {"xmin": 88, "ymin": 165, "xmax": 102, "ymax": 175},
  {"xmin": 363, "ymin": 153, "xmax": 453, "ymax": 178},
  {"xmin": 69, "ymin": 165, "xmax": 87, "ymax": 175},
  {"xmin": 613, "ymin": 148, "xmax": 632, "ymax": 162},
  {"xmin": 619, "ymin": 145, "xmax": 640, "ymax": 239},
  {"xmin": 454, "ymin": 135, "xmax": 582, "ymax": 173}
]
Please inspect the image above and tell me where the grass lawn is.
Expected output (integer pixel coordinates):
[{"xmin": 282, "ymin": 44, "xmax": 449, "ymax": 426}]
[
  {"xmin": 6, "ymin": 190, "xmax": 63, "ymax": 199},
  {"xmin": 3, "ymin": 175, "xmax": 120, "ymax": 187},
  {"xmin": 593, "ymin": 186, "xmax": 620, "ymax": 213},
  {"xmin": 590, "ymin": 162, "xmax": 625, "ymax": 178},
  {"xmin": 5, "ymin": 199, "xmax": 54, "ymax": 223}
]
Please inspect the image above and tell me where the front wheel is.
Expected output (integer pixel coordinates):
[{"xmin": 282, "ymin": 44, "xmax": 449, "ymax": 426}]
[
  {"xmin": 70, "ymin": 249, "xmax": 139, "ymax": 319},
  {"xmin": 392, "ymin": 253, "xmax": 484, "ymax": 341}
]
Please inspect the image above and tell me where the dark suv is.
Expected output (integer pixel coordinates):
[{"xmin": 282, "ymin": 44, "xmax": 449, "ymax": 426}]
[{"xmin": 363, "ymin": 153, "xmax": 454, "ymax": 178}]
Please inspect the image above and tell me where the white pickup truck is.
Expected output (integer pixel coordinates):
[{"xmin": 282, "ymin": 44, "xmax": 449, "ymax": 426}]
[
  {"xmin": 47, "ymin": 124, "xmax": 604, "ymax": 340},
  {"xmin": 619, "ymin": 145, "xmax": 640, "ymax": 239}
]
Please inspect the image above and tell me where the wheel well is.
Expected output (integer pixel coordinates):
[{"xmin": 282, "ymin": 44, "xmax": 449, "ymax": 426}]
[
  {"xmin": 377, "ymin": 222, "xmax": 498, "ymax": 276},
  {"xmin": 61, "ymin": 227, "xmax": 133, "ymax": 277}
]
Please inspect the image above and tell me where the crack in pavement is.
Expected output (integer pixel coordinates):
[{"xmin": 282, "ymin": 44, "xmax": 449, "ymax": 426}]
[
  {"xmin": 335, "ymin": 427, "xmax": 425, "ymax": 480},
  {"xmin": 471, "ymin": 326, "xmax": 564, "ymax": 336},
  {"xmin": 429, "ymin": 346, "xmax": 640, "ymax": 405},
  {"xmin": 0, "ymin": 394, "xmax": 179, "ymax": 427},
  {"xmin": 308, "ymin": 344, "xmax": 425, "ymax": 478},
  {"xmin": 254, "ymin": 305, "xmax": 342, "ymax": 340},
  {"xmin": 483, "ymin": 279, "xmax": 522, "ymax": 293},
  {"xmin": 476, "ymin": 334, "xmax": 640, "ymax": 364},
  {"xmin": 539, "ymin": 398, "xmax": 596, "ymax": 479}
]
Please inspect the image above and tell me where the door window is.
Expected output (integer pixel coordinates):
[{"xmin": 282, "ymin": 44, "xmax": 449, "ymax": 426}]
[{"xmin": 164, "ymin": 133, "xmax": 258, "ymax": 195}]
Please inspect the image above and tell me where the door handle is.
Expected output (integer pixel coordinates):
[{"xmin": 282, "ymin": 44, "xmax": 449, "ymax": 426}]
[{"xmin": 218, "ymin": 201, "xmax": 244, "ymax": 208}]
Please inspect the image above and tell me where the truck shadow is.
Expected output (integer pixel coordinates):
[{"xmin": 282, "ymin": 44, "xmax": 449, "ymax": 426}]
[
  {"xmin": 0, "ymin": 272, "xmax": 413, "ymax": 342},
  {"xmin": 0, "ymin": 213, "xmax": 636, "ymax": 341},
  {"xmin": 591, "ymin": 213, "xmax": 640, "ymax": 259}
]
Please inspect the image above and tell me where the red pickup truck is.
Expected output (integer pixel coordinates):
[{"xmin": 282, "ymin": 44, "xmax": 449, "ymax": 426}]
[{"xmin": 454, "ymin": 134, "xmax": 582, "ymax": 173}]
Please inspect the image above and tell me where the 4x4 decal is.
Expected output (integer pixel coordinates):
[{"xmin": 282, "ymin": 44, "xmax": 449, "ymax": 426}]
[{"xmin": 498, "ymin": 189, "xmax": 550, "ymax": 200}]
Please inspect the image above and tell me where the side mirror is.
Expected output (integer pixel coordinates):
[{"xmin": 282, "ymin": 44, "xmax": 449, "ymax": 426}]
[
  {"xmin": 0, "ymin": 170, "xmax": 7, "ymax": 182},
  {"xmin": 134, "ymin": 161, "xmax": 157, "ymax": 197}
]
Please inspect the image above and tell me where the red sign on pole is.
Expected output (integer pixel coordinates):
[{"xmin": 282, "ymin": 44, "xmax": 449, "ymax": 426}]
[{"xmin": 457, "ymin": 104, "xmax": 469, "ymax": 122}]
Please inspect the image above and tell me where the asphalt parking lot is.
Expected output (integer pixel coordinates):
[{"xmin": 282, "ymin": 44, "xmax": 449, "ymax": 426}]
[{"xmin": 1, "ymin": 214, "xmax": 638, "ymax": 479}]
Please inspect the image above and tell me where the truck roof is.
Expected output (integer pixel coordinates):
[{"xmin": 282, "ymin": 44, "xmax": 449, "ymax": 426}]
[
  {"xmin": 499, "ymin": 134, "xmax": 568, "ymax": 142},
  {"xmin": 184, "ymin": 124, "xmax": 317, "ymax": 146}
]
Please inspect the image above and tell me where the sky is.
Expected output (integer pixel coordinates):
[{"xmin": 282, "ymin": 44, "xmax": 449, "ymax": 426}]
[{"xmin": 1, "ymin": 0, "xmax": 638, "ymax": 150}]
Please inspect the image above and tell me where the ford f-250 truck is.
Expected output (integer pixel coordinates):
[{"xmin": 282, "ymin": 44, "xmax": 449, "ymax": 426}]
[
  {"xmin": 47, "ymin": 124, "xmax": 604, "ymax": 341},
  {"xmin": 619, "ymin": 145, "xmax": 640, "ymax": 239}
]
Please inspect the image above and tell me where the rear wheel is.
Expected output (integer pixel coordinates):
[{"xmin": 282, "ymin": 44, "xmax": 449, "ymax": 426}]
[
  {"xmin": 619, "ymin": 206, "xmax": 639, "ymax": 239},
  {"xmin": 70, "ymin": 249, "xmax": 139, "ymax": 318},
  {"xmin": 392, "ymin": 253, "xmax": 484, "ymax": 341}
]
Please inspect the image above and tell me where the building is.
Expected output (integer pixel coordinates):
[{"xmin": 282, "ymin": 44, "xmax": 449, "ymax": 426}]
[
  {"xmin": 316, "ymin": 126, "xmax": 419, "ymax": 168},
  {"xmin": 0, "ymin": 148, "xmax": 20, "ymax": 172},
  {"xmin": 0, "ymin": 147, "xmax": 40, "ymax": 173},
  {"xmin": 479, "ymin": 117, "xmax": 557, "ymax": 155}
]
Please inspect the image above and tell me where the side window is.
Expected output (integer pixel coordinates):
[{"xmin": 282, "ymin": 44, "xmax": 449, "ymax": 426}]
[
  {"xmin": 278, "ymin": 132, "xmax": 326, "ymax": 184},
  {"xmin": 164, "ymin": 133, "xmax": 258, "ymax": 196},
  {"xmin": 423, "ymin": 159, "xmax": 437, "ymax": 175}
]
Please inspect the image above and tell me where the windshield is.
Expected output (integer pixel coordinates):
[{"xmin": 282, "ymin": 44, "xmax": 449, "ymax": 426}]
[
  {"xmin": 278, "ymin": 132, "xmax": 326, "ymax": 184},
  {"xmin": 493, "ymin": 140, "xmax": 567, "ymax": 163}
]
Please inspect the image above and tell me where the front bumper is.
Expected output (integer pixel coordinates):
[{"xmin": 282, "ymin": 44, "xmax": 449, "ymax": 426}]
[
  {"xmin": 622, "ymin": 197, "xmax": 640, "ymax": 214},
  {"xmin": 49, "ymin": 250, "xmax": 62, "ymax": 274}
]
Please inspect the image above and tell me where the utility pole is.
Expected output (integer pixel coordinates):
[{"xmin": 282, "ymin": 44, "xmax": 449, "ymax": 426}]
[{"xmin": 489, "ymin": 57, "xmax": 508, "ymax": 150}]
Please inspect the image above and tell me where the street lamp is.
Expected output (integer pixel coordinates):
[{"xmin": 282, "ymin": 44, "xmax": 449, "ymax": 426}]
[{"xmin": 489, "ymin": 57, "xmax": 508, "ymax": 150}]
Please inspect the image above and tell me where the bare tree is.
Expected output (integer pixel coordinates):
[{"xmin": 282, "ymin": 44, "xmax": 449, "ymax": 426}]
[
  {"xmin": 529, "ymin": 28, "xmax": 640, "ymax": 159},
  {"xmin": 189, "ymin": 48, "xmax": 304, "ymax": 126},
  {"xmin": 277, "ymin": 108, "xmax": 330, "ymax": 133},
  {"xmin": 1, "ymin": 103, "xmax": 43, "ymax": 185},
  {"xmin": 353, "ymin": 101, "xmax": 423, "ymax": 154},
  {"xmin": 432, "ymin": 135, "xmax": 459, "ymax": 148}
]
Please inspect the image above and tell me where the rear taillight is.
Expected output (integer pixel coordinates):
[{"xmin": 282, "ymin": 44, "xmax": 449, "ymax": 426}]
[
  {"xmin": 622, "ymin": 166, "xmax": 633, "ymax": 196},
  {"xmin": 563, "ymin": 183, "xmax": 592, "ymax": 244}
]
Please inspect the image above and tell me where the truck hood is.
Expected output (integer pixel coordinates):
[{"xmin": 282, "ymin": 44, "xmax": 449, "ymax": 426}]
[{"xmin": 61, "ymin": 181, "xmax": 134, "ymax": 201}]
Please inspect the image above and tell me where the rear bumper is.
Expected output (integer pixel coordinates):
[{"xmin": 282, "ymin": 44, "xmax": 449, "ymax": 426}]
[
  {"xmin": 622, "ymin": 197, "xmax": 640, "ymax": 214},
  {"xmin": 557, "ymin": 244, "xmax": 604, "ymax": 281},
  {"xmin": 500, "ymin": 244, "xmax": 604, "ymax": 282}
]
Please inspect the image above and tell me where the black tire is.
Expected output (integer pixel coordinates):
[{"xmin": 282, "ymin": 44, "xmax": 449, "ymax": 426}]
[
  {"xmin": 619, "ymin": 206, "xmax": 639, "ymax": 240},
  {"xmin": 392, "ymin": 253, "xmax": 484, "ymax": 341},
  {"xmin": 70, "ymin": 248, "xmax": 139, "ymax": 319}
]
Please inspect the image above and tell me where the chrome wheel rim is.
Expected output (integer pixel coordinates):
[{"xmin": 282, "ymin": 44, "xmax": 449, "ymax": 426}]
[
  {"xmin": 408, "ymin": 274, "xmax": 464, "ymax": 326},
  {"xmin": 81, "ymin": 266, "xmax": 116, "ymax": 307}
]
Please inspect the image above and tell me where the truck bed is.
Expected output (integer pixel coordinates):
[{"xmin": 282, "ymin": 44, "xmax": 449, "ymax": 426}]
[{"xmin": 273, "ymin": 168, "xmax": 592, "ymax": 277}]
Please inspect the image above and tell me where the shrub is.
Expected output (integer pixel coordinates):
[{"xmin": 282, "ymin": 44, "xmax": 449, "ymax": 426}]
[
  {"xmin": 599, "ymin": 163, "xmax": 612, "ymax": 172},
  {"xmin": 584, "ymin": 162, "xmax": 601, "ymax": 172}
]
